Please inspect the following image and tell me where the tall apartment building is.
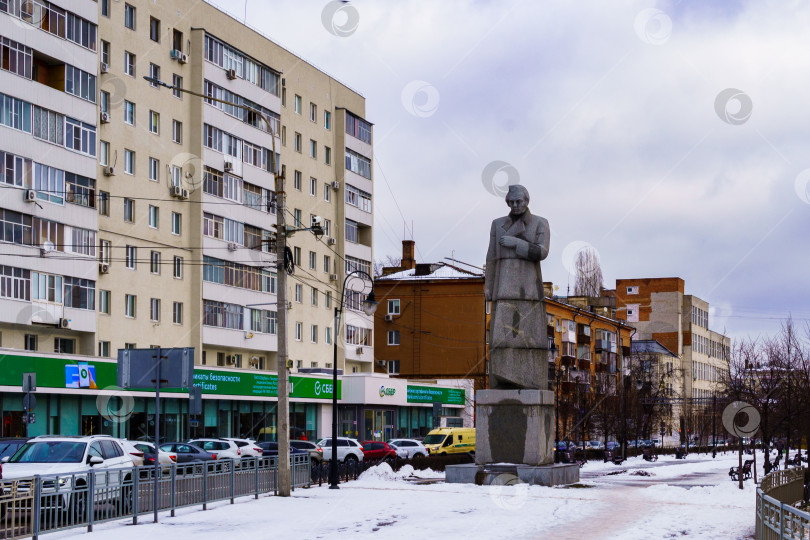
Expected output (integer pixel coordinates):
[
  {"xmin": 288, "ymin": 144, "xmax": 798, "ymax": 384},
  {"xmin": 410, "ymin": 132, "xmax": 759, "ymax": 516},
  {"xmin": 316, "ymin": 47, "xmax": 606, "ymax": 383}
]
[
  {"xmin": 615, "ymin": 277, "xmax": 730, "ymax": 439},
  {"xmin": 0, "ymin": 0, "xmax": 467, "ymax": 441}
]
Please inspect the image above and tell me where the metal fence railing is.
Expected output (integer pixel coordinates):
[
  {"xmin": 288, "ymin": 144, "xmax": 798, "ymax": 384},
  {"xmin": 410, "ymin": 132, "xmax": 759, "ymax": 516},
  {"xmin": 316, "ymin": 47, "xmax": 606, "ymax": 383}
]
[
  {"xmin": 756, "ymin": 467, "xmax": 810, "ymax": 540},
  {"xmin": 0, "ymin": 454, "xmax": 310, "ymax": 539}
]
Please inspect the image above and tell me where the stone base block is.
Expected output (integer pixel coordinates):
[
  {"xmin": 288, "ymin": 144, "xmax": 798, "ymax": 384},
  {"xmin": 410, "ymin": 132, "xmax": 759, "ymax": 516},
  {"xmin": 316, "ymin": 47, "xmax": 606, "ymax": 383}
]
[
  {"xmin": 445, "ymin": 463, "xmax": 579, "ymax": 487},
  {"xmin": 489, "ymin": 348, "xmax": 551, "ymax": 389},
  {"xmin": 475, "ymin": 389, "xmax": 555, "ymax": 466}
]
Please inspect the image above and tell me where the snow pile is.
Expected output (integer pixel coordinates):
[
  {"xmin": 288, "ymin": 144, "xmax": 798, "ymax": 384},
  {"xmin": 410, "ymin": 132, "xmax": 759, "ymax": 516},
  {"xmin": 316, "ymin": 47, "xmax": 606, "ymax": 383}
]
[{"xmin": 356, "ymin": 463, "xmax": 443, "ymax": 483}]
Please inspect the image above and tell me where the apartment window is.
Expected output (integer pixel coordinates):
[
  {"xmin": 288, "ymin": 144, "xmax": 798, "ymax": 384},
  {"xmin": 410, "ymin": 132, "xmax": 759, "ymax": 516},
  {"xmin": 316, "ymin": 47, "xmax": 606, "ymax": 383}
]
[
  {"xmin": 99, "ymin": 290, "xmax": 111, "ymax": 315},
  {"xmin": 173, "ymin": 256, "xmax": 183, "ymax": 278},
  {"xmin": 148, "ymin": 63, "xmax": 160, "ymax": 87},
  {"xmin": 98, "ymin": 191, "xmax": 110, "ymax": 216},
  {"xmin": 627, "ymin": 303, "xmax": 640, "ymax": 323},
  {"xmin": 345, "ymin": 149, "xmax": 371, "ymax": 179},
  {"xmin": 626, "ymin": 286, "xmax": 639, "ymax": 295},
  {"xmin": 311, "ymin": 287, "xmax": 318, "ymax": 306},
  {"xmin": 324, "ymin": 255, "xmax": 331, "ymax": 273},
  {"xmin": 295, "ymin": 322, "xmax": 303, "ymax": 341},
  {"xmin": 324, "ymin": 110, "xmax": 331, "ymax": 130},
  {"xmin": 309, "ymin": 251, "xmax": 316, "ymax": 270},
  {"xmin": 149, "ymin": 17, "xmax": 160, "ymax": 42},
  {"xmin": 124, "ymin": 51, "xmax": 135, "ymax": 76},
  {"xmin": 147, "ymin": 158, "xmax": 158, "ymax": 182},
  {"xmin": 281, "ymin": 87, "xmax": 286, "ymax": 107},
  {"xmin": 149, "ymin": 110, "xmax": 159, "ymax": 134},
  {"xmin": 124, "ymin": 101, "xmax": 135, "ymax": 125},
  {"xmin": 346, "ymin": 219, "xmax": 359, "ymax": 243},
  {"xmin": 311, "ymin": 324, "xmax": 318, "ymax": 343},
  {"xmin": 54, "ymin": 338, "xmax": 75, "ymax": 354},
  {"xmin": 324, "ymin": 146, "xmax": 331, "ymax": 165},
  {"xmin": 324, "ymin": 184, "xmax": 331, "ymax": 203},
  {"xmin": 101, "ymin": 0, "xmax": 110, "ymax": 17},
  {"xmin": 294, "ymin": 132, "xmax": 301, "ymax": 153},
  {"xmin": 124, "ymin": 343, "xmax": 136, "ymax": 350},
  {"xmin": 310, "ymin": 177, "xmax": 317, "ymax": 196},
  {"xmin": 124, "ymin": 149, "xmax": 135, "ymax": 175},
  {"xmin": 172, "ymin": 74, "xmax": 183, "ymax": 99},
  {"xmin": 150, "ymin": 298, "xmax": 160, "ymax": 322},
  {"xmin": 125, "ymin": 294, "xmax": 136, "ymax": 317},
  {"xmin": 171, "ymin": 212, "xmax": 182, "ymax": 235},
  {"xmin": 100, "ymin": 141, "xmax": 110, "ymax": 166},
  {"xmin": 323, "ymin": 219, "xmax": 331, "ymax": 237},
  {"xmin": 150, "ymin": 251, "xmax": 160, "ymax": 274},
  {"xmin": 98, "ymin": 341, "xmax": 110, "ymax": 357},
  {"xmin": 326, "ymin": 292, "xmax": 332, "ymax": 309},
  {"xmin": 100, "ymin": 240, "xmax": 111, "ymax": 264},
  {"xmin": 388, "ymin": 360, "xmax": 400, "ymax": 375},
  {"xmin": 124, "ymin": 198, "xmax": 135, "ymax": 222},
  {"xmin": 125, "ymin": 246, "xmax": 136, "ymax": 269},
  {"xmin": 24, "ymin": 334, "xmax": 37, "ymax": 351},
  {"xmin": 124, "ymin": 4, "xmax": 136, "ymax": 30},
  {"xmin": 100, "ymin": 91, "xmax": 110, "ymax": 115},
  {"xmin": 173, "ymin": 302, "xmax": 183, "ymax": 324},
  {"xmin": 295, "ymin": 284, "xmax": 303, "ymax": 303},
  {"xmin": 309, "ymin": 140, "xmax": 317, "ymax": 159},
  {"xmin": 172, "ymin": 120, "xmax": 183, "ymax": 143},
  {"xmin": 309, "ymin": 103, "xmax": 317, "ymax": 122},
  {"xmin": 388, "ymin": 299, "xmax": 400, "ymax": 315},
  {"xmin": 388, "ymin": 330, "xmax": 400, "ymax": 346},
  {"xmin": 148, "ymin": 206, "xmax": 158, "ymax": 228},
  {"xmin": 294, "ymin": 170, "xmax": 302, "ymax": 191},
  {"xmin": 294, "ymin": 95, "xmax": 302, "ymax": 114},
  {"xmin": 281, "ymin": 126, "xmax": 286, "ymax": 146},
  {"xmin": 294, "ymin": 209, "xmax": 302, "ymax": 228},
  {"xmin": 325, "ymin": 327, "xmax": 332, "ymax": 345}
]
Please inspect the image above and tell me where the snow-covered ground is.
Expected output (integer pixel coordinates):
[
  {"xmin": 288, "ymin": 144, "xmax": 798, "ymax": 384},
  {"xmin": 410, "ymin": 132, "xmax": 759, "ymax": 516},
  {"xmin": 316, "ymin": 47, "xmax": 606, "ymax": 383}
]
[{"xmin": 55, "ymin": 452, "xmax": 757, "ymax": 540}]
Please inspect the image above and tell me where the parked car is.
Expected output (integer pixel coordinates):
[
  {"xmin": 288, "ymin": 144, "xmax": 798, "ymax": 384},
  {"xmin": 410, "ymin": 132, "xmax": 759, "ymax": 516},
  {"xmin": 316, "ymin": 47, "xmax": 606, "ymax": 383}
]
[
  {"xmin": 1, "ymin": 435, "xmax": 134, "ymax": 513},
  {"xmin": 388, "ymin": 439, "xmax": 428, "ymax": 459},
  {"xmin": 256, "ymin": 442, "xmax": 308, "ymax": 458},
  {"xmin": 606, "ymin": 441, "xmax": 620, "ymax": 451},
  {"xmin": 0, "ymin": 437, "xmax": 30, "ymax": 461},
  {"xmin": 223, "ymin": 438, "xmax": 263, "ymax": 457},
  {"xmin": 361, "ymin": 441, "xmax": 397, "ymax": 462},
  {"xmin": 289, "ymin": 440, "xmax": 323, "ymax": 465},
  {"xmin": 160, "ymin": 442, "xmax": 216, "ymax": 463},
  {"xmin": 422, "ymin": 428, "xmax": 476, "ymax": 455},
  {"xmin": 122, "ymin": 440, "xmax": 176, "ymax": 466},
  {"xmin": 188, "ymin": 438, "xmax": 242, "ymax": 460},
  {"xmin": 586, "ymin": 441, "xmax": 605, "ymax": 450},
  {"xmin": 316, "ymin": 437, "xmax": 364, "ymax": 464}
]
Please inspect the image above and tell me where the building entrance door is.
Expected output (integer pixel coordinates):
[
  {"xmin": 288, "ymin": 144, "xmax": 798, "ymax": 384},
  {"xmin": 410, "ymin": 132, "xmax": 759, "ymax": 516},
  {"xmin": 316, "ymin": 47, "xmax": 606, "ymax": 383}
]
[{"xmin": 364, "ymin": 409, "xmax": 395, "ymax": 441}]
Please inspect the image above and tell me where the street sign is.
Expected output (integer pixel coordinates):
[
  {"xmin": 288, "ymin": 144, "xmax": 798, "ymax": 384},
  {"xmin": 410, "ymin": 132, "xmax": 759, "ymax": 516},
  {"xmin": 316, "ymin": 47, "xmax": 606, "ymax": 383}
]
[
  {"xmin": 189, "ymin": 419, "xmax": 200, "ymax": 428},
  {"xmin": 23, "ymin": 413, "xmax": 35, "ymax": 424},
  {"xmin": 118, "ymin": 347, "xmax": 194, "ymax": 389},
  {"xmin": 22, "ymin": 373, "xmax": 36, "ymax": 392},
  {"xmin": 189, "ymin": 386, "xmax": 202, "ymax": 415},
  {"xmin": 22, "ymin": 394, "xmax": 36, "ymax": 411}
]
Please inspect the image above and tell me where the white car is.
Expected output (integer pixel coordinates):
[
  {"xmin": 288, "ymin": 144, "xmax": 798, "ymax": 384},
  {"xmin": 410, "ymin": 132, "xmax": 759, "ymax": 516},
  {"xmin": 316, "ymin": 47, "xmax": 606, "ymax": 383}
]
[
  {"xmin": 316, "ymin": 437, "xmax": 364, "ymax": 464},
  {"xmin": 121, "ymin": 440, "xmax": 176, "ymax": 465},
  {"xmin": 188, "ymin": 438, "xmax": 242, "ymax": 460},
  {"xmin": 222, "ymin": 438, "xmax": 263, "ymax": 457},
  {"xmin": 388, "ymin": 439, "xmax": 428, "ymax": 459},
  {"xmin": 1, "ymin": 435, "xmax": 134, "ymax": 513}
]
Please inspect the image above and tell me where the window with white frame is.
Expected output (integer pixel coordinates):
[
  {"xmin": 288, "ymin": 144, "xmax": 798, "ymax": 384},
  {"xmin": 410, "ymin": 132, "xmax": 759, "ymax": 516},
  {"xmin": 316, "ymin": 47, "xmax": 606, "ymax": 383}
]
[
  {"xmin": 311, "ymin": 287, "xmax": 318, "ymax": 306},
  {"xmin": 125, "ymin": 246, "xmax": 136, "ymax": 269},
  {"xmin": 295, "ymin": 322, "xmax": 302, "ymax": 341},
  {"xmin": 388, "ymin": 299, "xmax": 400, "ymax": 315},
  {"xmin": 311, "ymin": 324, "xmax": 318, "ymax": 343},
  {"xmin": 388, "ymin": 360, "xmax": 400, "ymax": 375},
  {"xmin": 124, "ymin": 149, "xmax": 135, "ymax": 174},
  {"xmin": 149, "ymin": 158, "xmax": 159, "ymax": 181},
  {"xmin": 124, "ymin": 101, "xmax": 135, "ymax": 125},
  {"xmin": 387, "ymin": 330, "xmax": 400, "ymax": 346},
  {"xmin": 173, "ymin": 302, "xmax": 183, "ymax": 324},
  {"xmin": 150, "ymin": 250, "xmax": 160, "ymax": 274},
  {"xmin": 173, "ymin": 256, "xmax": 183, "ymax": 278},
  {"xmin": 148, "ymin": 205, "xmax": 158, "ymax": 228},
  {"xmin": 171, "ymin": 212, "xmax": 181, "ymax": 235},
  {"xmin": 150, "ymin": 298, "xmax": 160, "ymax": 322},
  {"xmin": 124, "ymin": 3, "xmax": 136, "ymax": 29},
  {"xmin": 124, "ymin": 51, "xmax": 135, "ymax": 76},
  {"xmin": 172, "ymin": 120, "xmax": 182, "ymax": 143},
  {"xmin": 310, "ymin": 177, "xmax": 317, "ymax": 196},
  {"xmin": 123, "ymin": 198, "xmax": 134, "ymax": 222},
  {"xmin": 148, "ymin": 111, "xmax": 159, "ymax": 133},
  {"xmin": 295, "ymin": 284, "xmax": 302, "ymax": 303},
  {"xmin": 125, "ymin": 294, "xmax": 136, "ymax": 317}
]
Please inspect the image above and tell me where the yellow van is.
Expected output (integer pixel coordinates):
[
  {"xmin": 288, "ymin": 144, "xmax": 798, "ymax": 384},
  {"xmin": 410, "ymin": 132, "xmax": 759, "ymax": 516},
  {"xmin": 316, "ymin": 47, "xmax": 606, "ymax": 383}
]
[{"xmin": 422, "ymin": 427, "xmax": 476, "ymax": 455}]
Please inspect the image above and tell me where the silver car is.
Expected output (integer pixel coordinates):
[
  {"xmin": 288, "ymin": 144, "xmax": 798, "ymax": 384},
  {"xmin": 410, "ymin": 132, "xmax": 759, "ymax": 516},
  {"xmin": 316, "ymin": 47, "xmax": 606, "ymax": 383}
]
[{"xmin": 388, "ymin": 439, "xmax": 428, "ymax": 459}]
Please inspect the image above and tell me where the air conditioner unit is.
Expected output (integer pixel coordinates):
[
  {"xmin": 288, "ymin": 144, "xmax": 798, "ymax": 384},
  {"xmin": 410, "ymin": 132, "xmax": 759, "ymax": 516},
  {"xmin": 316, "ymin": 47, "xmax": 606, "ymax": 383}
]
[
  {"xmin": 384, "ymin": 314, "xmax": 394, "ymax": 322},
  {"xmin": 355, "ymin": 347, "xmax": 363, "ymax": 355},
  {"xmin": 226, "ymin": 355, "xmax": 236, "ymax": 365},
  {"xmin": 180, "ymin": 189, "xmax": 189, "ymax": 200},
  {"xmin": 285, "ymin": 359, "xmax": 294, "ymax": 369},
  {"xmin": 330, "ymin": 181, "xmax": 340, "ymax": 190},
  {"xmin": 583, "ymin": 326, "xmax": 591, "ymax": 336},
  {"xmin": 100, "ymin": 62, "xmax": 109, "ymax": 74},
  {"xmin": 226, "ymin": 68, "xmax": 237, "ymax": 80},
  {"xmin": 170, "ymin": 185, "xmax": 183, "ymax": 197},
  {"xmin": 376, "ymin": 360, "xmax": 387, "ymax": 367},
  {"xmin": 170, "ymin": 49, "xmax": 183, "ymax": 60},
  {"xmin": 100, "ymin": 112, "xmax": 110, "ymax": 123},
  {"xmin": 99, "ymin": 263, "xmax": 110, "ymax": 274},
  {"xmin": 327, "ymin": 237, "xmax": 336, "ymax": 246},
  {"xmin": 58, "ymin": 318, "xmax": 70, "ymax": 329},
  {"xmin": 329, "ymin": 274, "xmax": 338, "ymax": 281},
  {"xmin": 249, "ymin": 357, "xmax": 259, "ymax": 367},
  {"xmin": 224, "ymin": 161, "xmax": 234, "ymax": 172},
  {"xmin": 227, "ymin": 242, "xmax": 238, "ymax": 252},
  {"xmin": 103, "ymin": 166, "xmax": 116, "ymax": 177},
  {"xmin": 24, "ymin": 189, "xmax": 36, "ymax": 202}
]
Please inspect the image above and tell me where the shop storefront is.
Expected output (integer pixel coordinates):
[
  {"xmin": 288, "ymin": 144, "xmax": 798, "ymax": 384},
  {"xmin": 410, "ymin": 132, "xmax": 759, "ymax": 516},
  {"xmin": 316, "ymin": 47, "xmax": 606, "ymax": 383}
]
[{"xmin": 339, "ymin": 374, "xmax": 466, "ymax": 440}]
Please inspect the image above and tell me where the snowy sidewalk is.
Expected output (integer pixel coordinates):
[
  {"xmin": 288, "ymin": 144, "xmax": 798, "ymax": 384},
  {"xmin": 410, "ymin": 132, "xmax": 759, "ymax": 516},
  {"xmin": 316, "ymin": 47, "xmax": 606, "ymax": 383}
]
[{"xmin": 53, "ymin": 454, "xmax": 756, "ymax": 540}]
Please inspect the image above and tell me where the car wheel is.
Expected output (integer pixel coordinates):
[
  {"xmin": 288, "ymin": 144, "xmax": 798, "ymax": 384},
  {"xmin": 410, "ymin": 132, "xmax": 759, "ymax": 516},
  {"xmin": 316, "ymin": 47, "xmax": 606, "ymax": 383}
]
[
  {"xmin": 412, "ymin": 452, "xmax": 425, "ymax": 459},
  {"xmin": 345, "ymin": 454, "xmax": 358, "ymax": 465},
  {"xmin": 384, "ymin": 456, "xmax": 394, "ymax": 465}
]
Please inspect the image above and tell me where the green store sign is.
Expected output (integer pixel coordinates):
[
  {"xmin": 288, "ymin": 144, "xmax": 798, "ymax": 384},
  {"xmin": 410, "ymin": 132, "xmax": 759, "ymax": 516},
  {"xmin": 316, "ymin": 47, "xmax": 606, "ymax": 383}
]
[
  {"xmin": 0, "ymin": 354, "xmax": 339, "ymax": 401},
  {"xmin": 406, "ymin": 385, "xmax": 465, "ymax": 406}
]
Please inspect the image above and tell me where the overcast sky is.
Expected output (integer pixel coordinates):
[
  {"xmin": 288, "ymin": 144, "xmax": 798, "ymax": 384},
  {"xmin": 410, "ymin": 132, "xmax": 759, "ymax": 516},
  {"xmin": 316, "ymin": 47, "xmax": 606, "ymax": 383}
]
[{"xmin": 231, "ymin": 0, "xmax": 810, "ymax": 341}]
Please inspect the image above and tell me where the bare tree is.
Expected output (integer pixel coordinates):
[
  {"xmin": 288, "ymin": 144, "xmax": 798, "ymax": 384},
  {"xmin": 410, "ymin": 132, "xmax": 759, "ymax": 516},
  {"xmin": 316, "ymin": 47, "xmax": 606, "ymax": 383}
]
[
  {"xmin": 373, "ymin": 255, "xmax": 402, "ymax": 277},
  {"xmin": 573, "ymin": 248, "xmax": 604, "ymax": 297}
]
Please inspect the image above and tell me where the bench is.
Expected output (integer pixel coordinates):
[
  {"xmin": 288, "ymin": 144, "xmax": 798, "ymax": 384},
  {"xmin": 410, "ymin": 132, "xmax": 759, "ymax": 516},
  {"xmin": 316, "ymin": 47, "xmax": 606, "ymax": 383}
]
[{"xmin": 729, "ymin": 459, "xmax": 754, "ymax": 481}]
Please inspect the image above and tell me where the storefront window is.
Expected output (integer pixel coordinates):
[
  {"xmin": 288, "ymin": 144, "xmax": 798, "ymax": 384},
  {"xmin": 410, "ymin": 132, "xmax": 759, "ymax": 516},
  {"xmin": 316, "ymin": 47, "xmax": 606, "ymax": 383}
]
[{"xmin": 290, "ymin": 403, "xmax": 317, "ymax": 441}]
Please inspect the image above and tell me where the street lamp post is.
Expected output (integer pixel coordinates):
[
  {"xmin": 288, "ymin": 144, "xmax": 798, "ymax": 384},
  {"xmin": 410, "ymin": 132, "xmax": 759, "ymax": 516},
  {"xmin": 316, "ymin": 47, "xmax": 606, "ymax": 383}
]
[
  {"xmin": 142, "ymin": 75, "xmax": 296, "ymax": 495},
  {"xmin": 330, "ymin": 270, "xmax": 378, "ymax": 489}
]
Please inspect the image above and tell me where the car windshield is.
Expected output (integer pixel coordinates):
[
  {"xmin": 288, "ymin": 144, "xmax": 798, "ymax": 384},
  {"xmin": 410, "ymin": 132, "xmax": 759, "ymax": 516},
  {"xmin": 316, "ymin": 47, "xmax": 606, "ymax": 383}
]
[
  {"xmin": 422, "ymin": 435, "xmax": 446, "ymax": 445},
  {"xmin": 0, "ymin": 441, "xmax": 25, "ymax": 459},
  {"xmin": 10, "ymin": 441, "xmax": 86, "ymax": 463}
]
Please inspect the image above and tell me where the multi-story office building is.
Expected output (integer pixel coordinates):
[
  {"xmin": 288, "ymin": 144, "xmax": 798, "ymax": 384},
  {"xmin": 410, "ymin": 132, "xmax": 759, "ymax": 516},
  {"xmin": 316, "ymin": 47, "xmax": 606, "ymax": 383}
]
[{"xmin": 0, "ymin": 0, "xmax": 469, "ymax": 441}]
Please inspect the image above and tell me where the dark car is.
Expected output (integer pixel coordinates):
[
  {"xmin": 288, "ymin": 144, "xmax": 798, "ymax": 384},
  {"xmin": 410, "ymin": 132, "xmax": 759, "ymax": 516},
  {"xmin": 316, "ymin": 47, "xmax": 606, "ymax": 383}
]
[
  {"xmin": 257, "ymin": 441, "xmax": 308, "ymax": 457},
  {"xmin": 160, "ymin": 442, "xmax": 216, "ymax": 463},
  {"xmin": 360, "ymin": 441, "xmax": 397, "ymax": 462}
]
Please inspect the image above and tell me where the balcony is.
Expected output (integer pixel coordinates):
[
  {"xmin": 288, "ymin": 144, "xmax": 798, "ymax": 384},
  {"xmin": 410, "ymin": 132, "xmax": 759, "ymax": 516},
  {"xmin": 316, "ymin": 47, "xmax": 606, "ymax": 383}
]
[
  {"xmin": 577, "ymin": 325, "xmax": 591, "ymax": 344},
  {"xmin": 594, "ymin": 339, "xmax": 606, "ymax": 352}
]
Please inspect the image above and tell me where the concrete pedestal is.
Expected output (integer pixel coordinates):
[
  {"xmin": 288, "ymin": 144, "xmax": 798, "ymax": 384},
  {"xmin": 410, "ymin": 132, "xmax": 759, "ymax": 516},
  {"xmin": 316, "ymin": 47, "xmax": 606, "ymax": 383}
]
[
  {"xmin": 474, "ymin": 388, "xmax": 555, "ymax": 466},
  {"xmin": 445, "ymin": 463, "xmax": 579, "ymax": 487}
]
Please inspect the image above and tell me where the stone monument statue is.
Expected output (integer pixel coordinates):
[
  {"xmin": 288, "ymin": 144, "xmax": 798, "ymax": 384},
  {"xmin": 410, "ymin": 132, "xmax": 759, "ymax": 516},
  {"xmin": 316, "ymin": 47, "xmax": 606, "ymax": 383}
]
[{"xmin": 485, "ymin": 184, "xmax": 550, "ymax": 389}]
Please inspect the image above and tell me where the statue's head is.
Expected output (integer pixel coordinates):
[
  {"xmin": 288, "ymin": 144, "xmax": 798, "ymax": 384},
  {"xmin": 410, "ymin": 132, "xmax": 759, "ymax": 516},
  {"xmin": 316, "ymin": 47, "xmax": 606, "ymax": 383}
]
[{"xmin": 505, "ymin": 185, "xmax": 530, "ymax": 217}]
